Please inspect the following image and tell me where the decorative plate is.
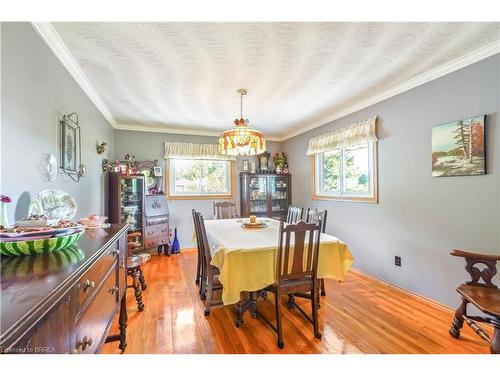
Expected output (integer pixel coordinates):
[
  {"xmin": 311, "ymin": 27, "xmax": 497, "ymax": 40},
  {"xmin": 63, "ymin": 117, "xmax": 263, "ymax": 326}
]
[
  {"xmin": 0, "ymin": 230, "xmax": 84, "ymax": 256},
  {"xmin": 241, "ymin": 222, "xmax": 268, "ymax": 229},
  {"xmin": 29, "ymin": 189, "xmax": 77, "ymax": 221}
]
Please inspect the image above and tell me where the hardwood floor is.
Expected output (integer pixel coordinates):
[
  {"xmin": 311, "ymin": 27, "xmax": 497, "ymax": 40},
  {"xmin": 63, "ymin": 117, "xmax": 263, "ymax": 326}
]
[{"xmin": 101, "ymin": 249, "xmax": 489, "ymax": 354}]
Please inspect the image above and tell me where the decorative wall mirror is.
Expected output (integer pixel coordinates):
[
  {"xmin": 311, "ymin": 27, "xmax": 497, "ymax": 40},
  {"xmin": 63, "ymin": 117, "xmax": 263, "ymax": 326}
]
[{"xmin": 60, "ymin": 112, "xmax": 85, "ymax": 182}]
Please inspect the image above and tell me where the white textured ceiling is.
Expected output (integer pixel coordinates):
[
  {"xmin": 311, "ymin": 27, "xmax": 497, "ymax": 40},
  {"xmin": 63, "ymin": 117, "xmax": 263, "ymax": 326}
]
[{"xmin": 52, "ymin": 22, "xmax": 500, "ymax": 140}]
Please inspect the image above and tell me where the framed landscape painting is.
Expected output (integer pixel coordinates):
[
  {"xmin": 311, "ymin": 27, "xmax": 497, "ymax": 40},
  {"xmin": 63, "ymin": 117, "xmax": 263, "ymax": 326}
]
[{"xmin": 432, "ymin": 115, "xmax": 486, "ymax": 177}]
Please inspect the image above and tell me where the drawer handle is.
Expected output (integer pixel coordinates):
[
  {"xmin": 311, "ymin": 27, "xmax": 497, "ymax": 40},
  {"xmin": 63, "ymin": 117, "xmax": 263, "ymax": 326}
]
[
  {"xmin": 77, "ymin": 336, "xmax": 93, "ymax": 351},
  {"xmin": 83, "ymin": 280, "xmax": 95, "ymax": 293},
  {"xmin": 161, "ymin": 228, "xmax": 167, "ymax": 233},
  {"xmin": 110, "ymin": 249, "xmax": 120, "ymax": 256},
  {"xmin": 109, "ymin": 286, "xmax": 119, "ymax": 295},
  {"xmin": 147, "ymin": 231, "xmax": 154, "ymax": 235}
]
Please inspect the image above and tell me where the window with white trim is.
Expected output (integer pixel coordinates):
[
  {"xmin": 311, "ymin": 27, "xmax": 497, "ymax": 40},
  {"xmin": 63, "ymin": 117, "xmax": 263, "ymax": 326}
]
[
  {"xmin": 313, "ymin": 141, "xmax": 377, "ymax": 202},
  {"xmin": 168, "ymin": 159, "xmax": 232, "ymax": 198}
]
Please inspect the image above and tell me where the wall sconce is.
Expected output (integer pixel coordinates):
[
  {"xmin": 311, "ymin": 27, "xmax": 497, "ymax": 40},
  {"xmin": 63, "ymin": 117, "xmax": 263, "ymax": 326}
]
[{"xmin": 96, "ymin": 142, "xmax": 107, "ymax": 154}]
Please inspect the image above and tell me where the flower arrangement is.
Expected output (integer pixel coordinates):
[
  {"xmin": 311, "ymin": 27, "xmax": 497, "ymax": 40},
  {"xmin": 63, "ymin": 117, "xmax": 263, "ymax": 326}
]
[
  {"xmin": 1, "ymin": 195, "xmax": 12, "ymax": 203},
  {"xmin": 273, "ymin": 152, "xmax": 289, "ymax": 174},
  {"xmin": 1, "ymin": 194, "xmax": 11, "ymax": 227}
]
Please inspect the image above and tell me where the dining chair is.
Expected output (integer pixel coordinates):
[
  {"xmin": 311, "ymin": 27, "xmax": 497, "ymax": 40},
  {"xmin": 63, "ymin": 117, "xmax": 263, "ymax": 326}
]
[
  {"xmin": 448, "ymin": 249, "xmax": 500, "ymax": 354},
  {"xmin": 255, "ymin": 220, "xmax": 322, "ymax": 348},
  {"xmin": 213, "ymin": 201, "xmax": 239, "ymax": 219},
  {"xmin": 197, "ymin": 211, "xmax": 223, "ymax": 316},
  {"xmin": 286, "ymin": 205, "xmax": 303, "ymax": 224},
  {"xmin": 192, "ymin": 209, "xmax": 204, "ymax": 296},
  {"xmin": 306, "ymin": 208, "xmax": 328, "ymax": 296}
]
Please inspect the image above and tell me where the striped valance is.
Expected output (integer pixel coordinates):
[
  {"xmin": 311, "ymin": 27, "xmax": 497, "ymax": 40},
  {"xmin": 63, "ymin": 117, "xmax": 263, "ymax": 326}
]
[
  {"xmin": 306, "ymin": 116, "xmax": 378, "ymax": 155},
  {"xmin": 164, "ymin": 142, "xmax": 236, "ymax": 161}
]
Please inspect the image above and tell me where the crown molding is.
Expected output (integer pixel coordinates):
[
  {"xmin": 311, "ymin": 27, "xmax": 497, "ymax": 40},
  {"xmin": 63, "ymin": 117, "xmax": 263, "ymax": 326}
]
[
  {"xmin": 31, "ymin": 22, "xmax": 117, "ymax": 128},
  {"xmin": 115, "ymin": 122, "xmax": 283, "ymax": 142},
  {"xmin": 282, "ymin": 40, "xmax": 500, "ymax": 141},
  {"xmin": 32, "ymin": 22, "xmax": 499, "ymax": 143}
]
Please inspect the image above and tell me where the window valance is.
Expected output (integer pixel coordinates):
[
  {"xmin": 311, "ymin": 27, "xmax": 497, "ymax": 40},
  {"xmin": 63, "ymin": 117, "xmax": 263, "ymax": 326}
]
[
  {"xmin": 306, "ymin": 116, "xmax": 378, "ymax": 155},
  {"xmin": 164, "ymin": 142, "xmax": 236, "ymax": 161}
]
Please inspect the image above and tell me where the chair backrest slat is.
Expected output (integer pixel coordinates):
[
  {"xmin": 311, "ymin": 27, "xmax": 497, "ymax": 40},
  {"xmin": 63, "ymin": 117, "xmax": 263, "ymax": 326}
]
[
  {"xmin": 286, "ymin": 206, "xmax": 303, "ymax": 224},
  {"xmin": 214, "ymin": 201, "xmax": 238, "ymax": 219},
  {"xmin": 276, "ymin": 220, "xmax": 321, "ymax": 282},
  {"xmin": 306, "ymin": 208, "xmax": 327, "ymax": 233}
]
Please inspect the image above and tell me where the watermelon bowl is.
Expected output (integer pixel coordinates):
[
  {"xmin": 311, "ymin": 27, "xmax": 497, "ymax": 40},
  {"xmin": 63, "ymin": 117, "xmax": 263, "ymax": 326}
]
[{"xmin": 0, "ymin": 230, "xmax": 84, "ymax": 256}]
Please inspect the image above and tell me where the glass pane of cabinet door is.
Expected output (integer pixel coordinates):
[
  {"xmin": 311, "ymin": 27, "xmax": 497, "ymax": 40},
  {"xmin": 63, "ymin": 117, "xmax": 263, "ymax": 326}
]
[
  {"xmin": 248, "ymin": 176, "xmax": 268, "ymax": 217},
  {"xmin": 120, "ymin": 177, "xmax": 144, "ymax": 248},
  {"xmin": 270, "ymin": 176, "xmax": 288, "ymax": 220}
]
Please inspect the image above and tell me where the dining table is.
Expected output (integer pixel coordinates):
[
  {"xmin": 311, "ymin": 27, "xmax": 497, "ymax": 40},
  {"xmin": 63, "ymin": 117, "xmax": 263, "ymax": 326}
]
[{"xmin": 204, "ymin": 218, "xmax": 354, "ymax": 326}]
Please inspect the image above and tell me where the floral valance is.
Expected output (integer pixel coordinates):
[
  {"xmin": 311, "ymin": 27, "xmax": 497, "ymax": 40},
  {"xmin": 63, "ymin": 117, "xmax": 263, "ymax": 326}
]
[
  {"xmin": 164, "ymin": 142, "xmax": 236, "ymax": 161},
  {"xmin": 306, "ymin": 116, "xmax": 378, "ymax": 155}
]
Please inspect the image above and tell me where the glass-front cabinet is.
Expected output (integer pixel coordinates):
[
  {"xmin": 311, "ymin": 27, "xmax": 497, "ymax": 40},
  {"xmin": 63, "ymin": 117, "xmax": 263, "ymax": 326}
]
[
  {"xmin": 240, "ymin": 173, "xmax": 292, "ymax": 221},
  {"xmin": 109, "ymin": 172, "xmax": 145, "ymax": 252}
]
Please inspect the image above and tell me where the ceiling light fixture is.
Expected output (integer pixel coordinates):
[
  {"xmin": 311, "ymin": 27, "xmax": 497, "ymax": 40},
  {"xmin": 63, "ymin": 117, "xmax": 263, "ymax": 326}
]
[{"xmin": 218, "ymin": 89, "xmax": 266, "ymax": 156}]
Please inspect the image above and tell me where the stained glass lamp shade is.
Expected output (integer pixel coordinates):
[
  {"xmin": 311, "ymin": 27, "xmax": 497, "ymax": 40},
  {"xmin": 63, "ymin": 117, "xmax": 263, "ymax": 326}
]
[{"xmin": 218, "ymin": 89, "xmax": 266, "ymax": 156}]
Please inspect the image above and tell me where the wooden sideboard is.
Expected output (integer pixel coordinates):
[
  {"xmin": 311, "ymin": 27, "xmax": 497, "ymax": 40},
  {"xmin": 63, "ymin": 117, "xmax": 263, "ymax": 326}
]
[{"xmin": 0, "ymin": 224, "xmax": 129, "ymax": 354}]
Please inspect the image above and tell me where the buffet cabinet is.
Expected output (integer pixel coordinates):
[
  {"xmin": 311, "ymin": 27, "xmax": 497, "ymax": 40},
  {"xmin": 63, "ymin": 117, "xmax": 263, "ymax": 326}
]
[
  {"xmin": 240, "ymin": 173, "xmax": 292, "ymax": 221},
  {"xmin": 0, "ymin": 224, "xmax": 129, "ymax": 354}
]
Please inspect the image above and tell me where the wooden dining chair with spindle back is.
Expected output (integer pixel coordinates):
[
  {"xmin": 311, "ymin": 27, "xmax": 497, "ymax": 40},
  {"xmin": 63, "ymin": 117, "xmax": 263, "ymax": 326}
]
[
  {"xmin": 197, "ymin": 211, "xmax": 223, "ymax": 316},
  {"xmin": 255, "ymin": 220, "xmax": 322, "ymax": 348},
  {"xmin": 286, "ymin": 205, "xmax": 303, "ymax": 224},
  {"xmin": 192, "ymin": 209, "xmax": 205, "ymax": 297},
  {"xmin": 213, "ymin": 201, "xmax": 239, "ymax": 219},
  {"xmin": 306, "ymin": 208, "xmax": 328, "ymax": 296}
]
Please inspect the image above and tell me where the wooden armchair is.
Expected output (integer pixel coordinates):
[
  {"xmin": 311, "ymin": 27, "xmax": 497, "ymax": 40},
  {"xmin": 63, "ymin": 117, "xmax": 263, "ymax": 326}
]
[
  {"xmin": 213, "ymin": 201, "xmax": 239, "ymax": 219},
  {"xmin": 449, "ymin": 249, "xmax": 500, "ymax": 354}
]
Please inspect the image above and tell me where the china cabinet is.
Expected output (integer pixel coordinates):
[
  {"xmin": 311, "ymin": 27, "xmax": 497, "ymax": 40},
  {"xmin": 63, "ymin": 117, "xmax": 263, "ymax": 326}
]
[
  {"xmin": 109, "ymin": 173, "xmax": 145, "ymax": 252},
  {"xmin": 240, "ymin": 172, "xmax": 292, "ymax": 221}
]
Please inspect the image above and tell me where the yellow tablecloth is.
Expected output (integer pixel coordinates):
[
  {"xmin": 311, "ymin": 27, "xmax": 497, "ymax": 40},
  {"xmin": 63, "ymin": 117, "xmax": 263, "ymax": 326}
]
[{"xmin": 205, "ymin": 218, "xmax": 354, "ymax": 305}]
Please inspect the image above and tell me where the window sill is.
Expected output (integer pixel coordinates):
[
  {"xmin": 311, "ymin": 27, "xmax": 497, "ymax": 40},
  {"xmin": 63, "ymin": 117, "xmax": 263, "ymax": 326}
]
[{"xmin": 311, "ymin": 194, "xmax": 378, "ymax": 203}]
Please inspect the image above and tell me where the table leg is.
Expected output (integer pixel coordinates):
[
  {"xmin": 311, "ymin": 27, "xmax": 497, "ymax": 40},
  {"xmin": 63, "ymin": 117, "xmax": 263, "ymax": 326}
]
[{"xmin": 118, "ymin": 293, "xmax": 128, "ymax": 353}]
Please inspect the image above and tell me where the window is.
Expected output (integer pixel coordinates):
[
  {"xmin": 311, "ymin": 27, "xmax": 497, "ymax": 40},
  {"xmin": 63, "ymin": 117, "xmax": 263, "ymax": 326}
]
[
  {"xmin": 312, "ymin": 141, "xmax": 377, "ymax": 202},
  {"xmin": 168, "ymin": 159, "xmax": 233, "ymax": 199}
]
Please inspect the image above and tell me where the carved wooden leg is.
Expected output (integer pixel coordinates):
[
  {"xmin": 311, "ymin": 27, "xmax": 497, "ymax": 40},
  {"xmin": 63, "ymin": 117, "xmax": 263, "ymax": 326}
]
[
  {"xmin": 132, "ymin": 269, "xmax": 145, "ymax": 312},
  {"xmin": 275, "ymin": 291, "xmax": 284, "ymax": 348},
  {"xmin": 449, "ymin": 298, "xmax": 468, "ymax": 339},
  {"xmin": 312, "ymin": 281, "xmax": 322, "ymax": 339},
  {"xmin": 320, "ymin": 279, "xmax": 326, "ymax": 296},
  {"xmin": 235, "ymin": 301, "xmax": 244, "ymax": 327},
  {"xmin": 118, "ymin": 293, "xmax": 128, "ymax": 353},
  {"xmin": 138, "ymin": 267, "xmax": 147, "ymax": 291},
  {"xmin": 250, "ymin": 292, "xmax": 258, "ymax": 318},
  {"xmin": 491, "ymin": 323, "xmax": 500, "ymax": 354}
]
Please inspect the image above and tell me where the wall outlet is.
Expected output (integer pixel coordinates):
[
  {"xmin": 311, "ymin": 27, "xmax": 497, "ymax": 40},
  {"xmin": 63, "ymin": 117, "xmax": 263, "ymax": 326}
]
[{"xmin": 395, "ymin": 256, "xmax": 401, "ymax": 267}]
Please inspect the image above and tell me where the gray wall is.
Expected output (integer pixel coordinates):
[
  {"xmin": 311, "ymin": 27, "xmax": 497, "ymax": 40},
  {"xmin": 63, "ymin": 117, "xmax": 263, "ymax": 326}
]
[
  {"xmin": 114, "ymin": 129, "xmax": 282, "ymax": 247},
  {"xmin": 1, "ymin": 23, "xmax": 115, "ymax": 222},
  {"xmin": 283, "ymin": 54, "xmax": 500, "ymax": 308}
]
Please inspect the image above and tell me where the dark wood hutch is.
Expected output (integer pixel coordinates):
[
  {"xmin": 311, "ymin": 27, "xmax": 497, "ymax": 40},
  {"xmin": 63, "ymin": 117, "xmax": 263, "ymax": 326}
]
[{"xmin": 240, "ymin": 172, "xmax": 292, "ymax": 221}]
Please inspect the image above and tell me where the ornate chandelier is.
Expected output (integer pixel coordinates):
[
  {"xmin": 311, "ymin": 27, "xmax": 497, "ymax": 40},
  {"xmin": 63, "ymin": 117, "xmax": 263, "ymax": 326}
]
[{"xmin": 218, "ymin": 89, "xmax": 266, "ymax": 156}]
